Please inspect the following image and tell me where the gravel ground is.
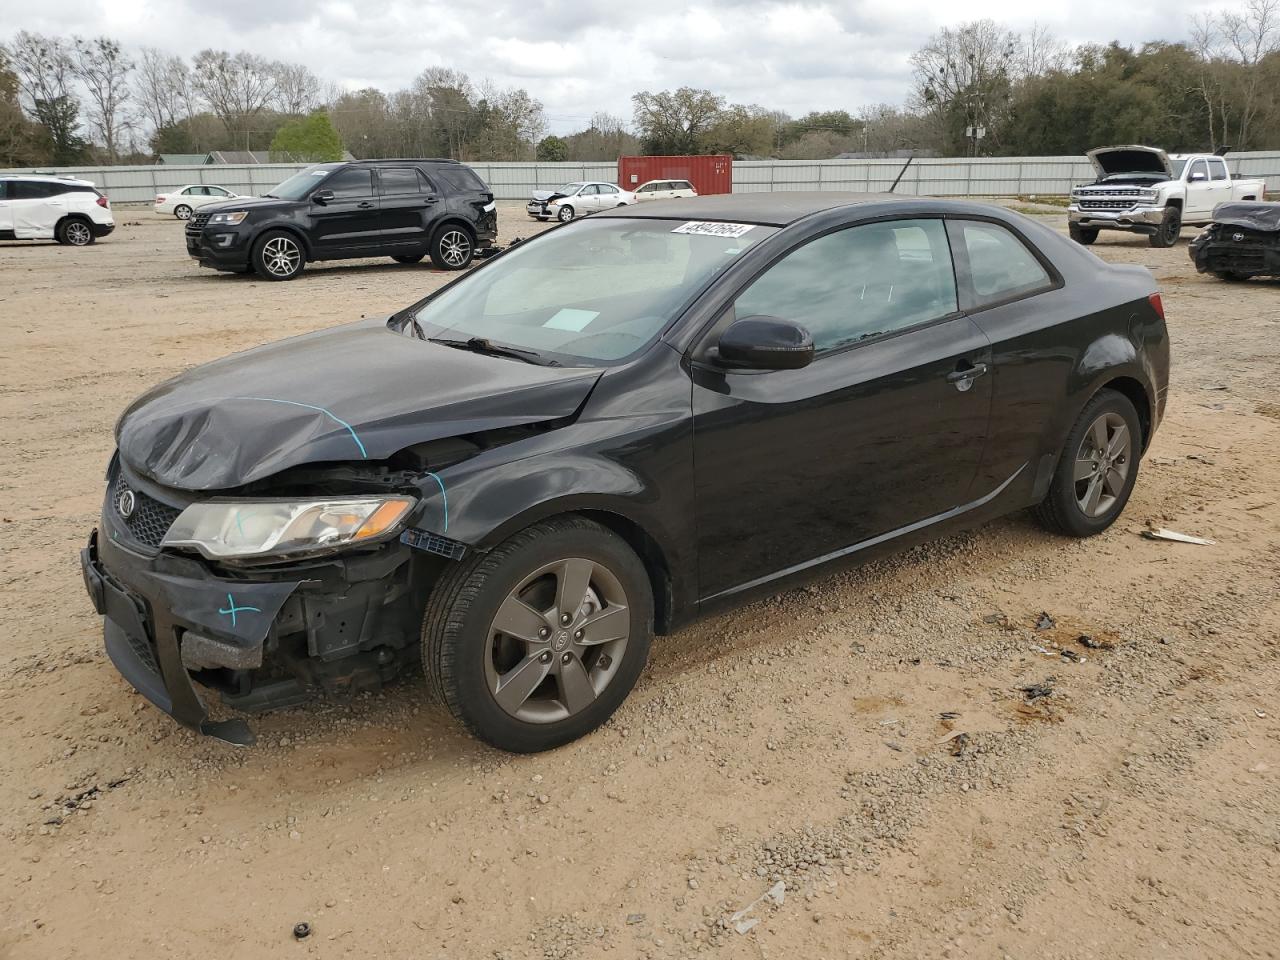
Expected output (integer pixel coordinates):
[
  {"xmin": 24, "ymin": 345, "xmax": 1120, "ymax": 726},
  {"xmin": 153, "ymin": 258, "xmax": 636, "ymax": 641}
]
[{"xmin": 1, "ymin": 201, "xmax": 1278, "ymax": 959}]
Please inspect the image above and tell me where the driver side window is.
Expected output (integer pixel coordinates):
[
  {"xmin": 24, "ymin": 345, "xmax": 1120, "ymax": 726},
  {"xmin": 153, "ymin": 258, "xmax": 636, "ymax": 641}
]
[{"xmin": 734, "ymin": 219, "xmax": 958, "ymax": 354}]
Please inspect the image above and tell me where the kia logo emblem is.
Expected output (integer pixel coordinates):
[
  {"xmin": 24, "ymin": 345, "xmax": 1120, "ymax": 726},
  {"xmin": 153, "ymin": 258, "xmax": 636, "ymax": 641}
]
[{"xmin": 117, "ymin": 489, "xmax": 136, "ymax": 518}]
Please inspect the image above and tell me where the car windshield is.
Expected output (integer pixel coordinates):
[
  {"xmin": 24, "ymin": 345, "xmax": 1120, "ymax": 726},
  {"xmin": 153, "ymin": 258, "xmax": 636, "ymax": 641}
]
[
  {"xmin": 556, "ymin": 182, "xmax": 585, "ymax": 195},
  {"xmin": 1169, "ymin": 159, "xmax": 1188, "ymax": 178},
  {"xmin": 406, "ymin": 217, "xmax": 776, "ymax": 364},
  {"xmin": 266, "ymin": 164, "xmax": 342, "ymax": 200}
]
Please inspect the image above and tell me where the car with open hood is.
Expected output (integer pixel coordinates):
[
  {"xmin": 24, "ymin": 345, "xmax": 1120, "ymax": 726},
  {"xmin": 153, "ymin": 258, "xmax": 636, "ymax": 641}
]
[
  {"xmin": 1069, "ymin": 145, "xmax": 1266, "ymax": 247},
  {"xmin": 526, "ymin": 181, "xmax": 635, "ymax": 222},
  {"xmin": 82, "ymin": 192, "xmax": 1169, "ymax": 753},
  {"xmin": 1189, "ymin": 200, "xmax": 1280, "ymax": 281}
]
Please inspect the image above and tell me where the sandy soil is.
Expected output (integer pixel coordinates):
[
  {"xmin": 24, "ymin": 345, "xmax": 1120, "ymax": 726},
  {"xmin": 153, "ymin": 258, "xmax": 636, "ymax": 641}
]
[{"xmin": 1, "ymin": 203, "xmax": 1278, "ymax": 960}]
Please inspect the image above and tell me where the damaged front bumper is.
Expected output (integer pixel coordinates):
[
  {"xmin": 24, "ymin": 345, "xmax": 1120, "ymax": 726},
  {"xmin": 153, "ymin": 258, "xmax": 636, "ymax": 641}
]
[{"xmin": 81, "ymin": 527, "xmax": 298, "ymax": 745}]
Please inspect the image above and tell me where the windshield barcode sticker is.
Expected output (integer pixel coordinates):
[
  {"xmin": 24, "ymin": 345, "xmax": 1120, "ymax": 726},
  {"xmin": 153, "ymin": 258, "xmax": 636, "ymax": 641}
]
[{"xmin": 672, "ymin": 221, "xmax": 756, "ymax": 238}]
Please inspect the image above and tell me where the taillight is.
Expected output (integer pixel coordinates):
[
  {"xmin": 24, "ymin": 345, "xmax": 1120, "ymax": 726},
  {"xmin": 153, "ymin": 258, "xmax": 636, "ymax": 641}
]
[
  {"xmin": 155, "ymin": 195, "xmax": 165, "ymax": 203},
  {"xmin": 97, "ymin": 195, "xmax": 109, "ymax": 208},
  {"xmin": 1147, "ymin": 292, "xmax": 1165, "ymax": 320}
]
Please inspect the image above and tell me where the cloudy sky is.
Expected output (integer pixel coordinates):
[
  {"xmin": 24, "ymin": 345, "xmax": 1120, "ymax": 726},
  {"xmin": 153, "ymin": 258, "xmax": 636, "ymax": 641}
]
[{"xmin": 1, "ymin": 0, "xmax": 1226, "ymax": 132}]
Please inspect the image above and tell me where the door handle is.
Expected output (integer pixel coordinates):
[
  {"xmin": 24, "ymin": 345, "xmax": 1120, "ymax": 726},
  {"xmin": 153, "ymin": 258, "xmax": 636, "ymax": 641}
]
[
  {"xmin": 357, "ymin": 201, "xmax": 375, "ymax": 209},
  {"xmin": 947, "ymin": 361, "xmax": 989, "ymax": 391}
]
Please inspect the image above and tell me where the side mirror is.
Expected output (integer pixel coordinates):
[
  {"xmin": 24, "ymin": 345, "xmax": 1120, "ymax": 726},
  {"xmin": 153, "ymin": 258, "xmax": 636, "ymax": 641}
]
[
  {"xmin": 715, "ymin": 316, "xmax": 814, "ymax": 371},
  {"xmin": 1188, "ymin": 172, "xmax": 1207, "ymax": 183},
  {"xmin": 312, "ymin": 189, "xmax": 335, "ymax": 204}
]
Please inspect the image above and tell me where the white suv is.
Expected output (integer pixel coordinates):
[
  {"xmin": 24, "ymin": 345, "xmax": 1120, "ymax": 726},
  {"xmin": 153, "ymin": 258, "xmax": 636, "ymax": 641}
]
[
  {"xmin": 634, "ymin": 179, "xmax": 698, "ymax": 201},
  {"xmin": 0, "ymin": 174, "xmax": 115, "ymax": 245}
]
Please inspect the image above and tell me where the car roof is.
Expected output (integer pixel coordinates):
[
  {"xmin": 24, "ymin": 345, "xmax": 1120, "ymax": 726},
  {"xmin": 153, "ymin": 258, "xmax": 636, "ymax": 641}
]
[
  {"xmin": 0, "ymin": 173, "xmax": 94, "ymax": 186},
  {"xmin": 599, "ymin": 191, "xmax": 923, "ymax": 226}
]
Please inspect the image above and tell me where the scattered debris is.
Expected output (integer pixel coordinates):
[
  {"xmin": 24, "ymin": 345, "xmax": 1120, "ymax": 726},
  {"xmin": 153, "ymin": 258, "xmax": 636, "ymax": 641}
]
[
  {"xmin": 733, "ymin": 918, "xmax": 760, "ymax": 935},
  {"xmin": 1142, "ymin": 528, "xmax": 1216, "ymax": 546},
  {"xmin": 1254, "ymin": 710, "xmax": 1267, "ymax": 719},
  {"xmin": 1031, "ymin": 645, "xmax": 1057, "ymax": 657},
  {"xmin": 884, "ymin": 740, "xmax": 904, "ymax": 753},
  {"xmin": 728, "ymin": 881, "xmax": 786, "ymax": 935},
  {"xmin": 1077, "ymin": 634, "xmax": 1113, "ymax": 650},
  {"xmin": 946, "ymin": 733, "xmax": 971, "ymax": 757},
  {"xmin": 1035, "ymin": 612, "xmax": 1056, "ymax": 631},
  {"xmin": 1019, "ymin": 679, "xmax": 1056, "ymax": 702},
  {"xmin": 626, "ymin": 914, "xmax": 645, "ymax": 926},
  {"xmin": 293, "ymin": 922, "xmax": 311, "ymax": 940},
  {"xmin": 939, "ymin": 711, "xmax": 961, "ymax": 720},
  {"xmin": 983, "ymin": 613, "xmax": 1008, "ymax": 625},
  {"xmin": 1060, "ymin": 649, "xmax": 1084, "ymax": 663}
]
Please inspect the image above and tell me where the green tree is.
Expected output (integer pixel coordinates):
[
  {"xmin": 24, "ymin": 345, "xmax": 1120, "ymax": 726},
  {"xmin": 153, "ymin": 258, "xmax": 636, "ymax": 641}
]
[
  {"xmin": 631, "ymin": 87, "xmax": 724, "ymax": 153},
  {"xmin": 536, "ymin": 134, "xmax": 568, "ymax": 161},
  {"xmin": 269, "ymin": 109, "xmax": 343, "ymax": 161}
]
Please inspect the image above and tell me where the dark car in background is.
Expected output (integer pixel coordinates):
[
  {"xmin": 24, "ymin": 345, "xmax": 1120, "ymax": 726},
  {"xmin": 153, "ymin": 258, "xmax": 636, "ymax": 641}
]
[
  {"xmin": 84, "ymin": 193, "xmax": 1168, "ymax": 753},
  {"xmin": 185, "ymin": 158, "xmax": 497, "ymax": 280},
  {"xmin": 1189, "ymin": 200, "xmax": 1280, "ymax": 281}
]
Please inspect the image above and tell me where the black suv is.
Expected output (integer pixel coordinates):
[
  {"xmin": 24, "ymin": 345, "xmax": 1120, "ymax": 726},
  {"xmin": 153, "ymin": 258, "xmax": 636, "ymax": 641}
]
[{"xmin": 185, "ymin": 159, "xmax": 498, "ymax": 280}]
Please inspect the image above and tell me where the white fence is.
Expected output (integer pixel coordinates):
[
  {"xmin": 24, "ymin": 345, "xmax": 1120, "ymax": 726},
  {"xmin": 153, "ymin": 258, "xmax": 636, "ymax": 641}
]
[{"xmin": 4, "ymin": 153, "xmax": 1278, "ymax": 203}]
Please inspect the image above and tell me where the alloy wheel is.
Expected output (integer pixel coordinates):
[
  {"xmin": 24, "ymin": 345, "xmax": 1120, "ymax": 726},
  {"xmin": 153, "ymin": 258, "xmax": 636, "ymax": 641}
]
[
  {"xmin": 175, "ymin": 205, "xmax": 192, "ymax": 220},
  {"xmin": 65, "ymin": 221, "xmax": 92, "ymax": 246},
  {"xmin": 1074, "ymin": 412, "xmax": 1131, "ymax": 518},
  {"xmin": 261, "ymin": 236, "xmax": 301, "ymax": 277},
  {"xmin": 557, "ymin": 205, "xmax": 575, "ymax": 223},
  {"xmin": 439, "ymin": 230, "xmax": 472, "ymax": 267},
  {"xmin": 484, "ymin": 557, "xmax": 631, "ymax": 724}
]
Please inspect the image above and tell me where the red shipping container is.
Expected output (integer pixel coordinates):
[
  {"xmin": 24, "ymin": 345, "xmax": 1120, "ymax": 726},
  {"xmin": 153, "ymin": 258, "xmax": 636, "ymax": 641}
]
[{"xmin": 617, "ymin": 155, "xmax": 733, "ymax": 196}]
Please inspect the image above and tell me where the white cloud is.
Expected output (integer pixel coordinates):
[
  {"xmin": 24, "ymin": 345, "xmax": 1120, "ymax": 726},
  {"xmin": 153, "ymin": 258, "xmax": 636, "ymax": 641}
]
[{"xmin": 0, "ymin": 0, "xmax": 1216, "ymax": 132}]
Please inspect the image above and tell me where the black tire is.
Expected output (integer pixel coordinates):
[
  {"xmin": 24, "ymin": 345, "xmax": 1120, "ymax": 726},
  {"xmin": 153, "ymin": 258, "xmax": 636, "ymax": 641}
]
[
  {"xmin": 1214, "ymin": 271, "xmax": 1251, "ymax": 282},
  {"xmin": 422, "ymin": 515, "xmax": 654, "ymax": 753},
  {"xmin": 392, "ymin": 253, "xmax": 425, "ymax": 264},
  {"xmin": 252, "ymin": 230, "xmax": 306, "ymax": 281},
  {"xmin": 1032, "ymin": 389, "xmax": 1142, "ymax": 538},
  {"xmin": 557, "ymin": 204, "xmax": 576, "ymax": 223},
  {"xmin": 1148, "ymin": 206, "xmax": 1182, "ymax": 248},
  {"xmin": 1069, "ymin": 223, "xmax": 1098, "ymax": 245},
  {"xmin": 429, "ymin": 224, "xmax": 474, "ymax": 270},
  {"xmin": 57, "ymin": 217, "xmax": 94, "ymax": 246},
  {"xmin": 174, "ymin": 204, "xmax": 193, "ymax": 220}
]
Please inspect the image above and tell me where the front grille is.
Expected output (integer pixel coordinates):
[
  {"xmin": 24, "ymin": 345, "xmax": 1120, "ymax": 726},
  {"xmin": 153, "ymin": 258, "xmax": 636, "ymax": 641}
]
[
  {"xmin": 1078, "ymin": 198, "xmax": 1139, "ymax": 210},
  {"xmin": 125, "ymin": 627, "xmax": 161, "ymax": 677},
  {"xmin": 187, "ymin": 210, "xmax": 211, "ymax": 232},
  {"xmin": 1206, "ymin": 249, "xmax": 1267, "ymax": 272},
  {"xmin": 110, "ymin": 471, "xmax": 182, "ymax": 549}
]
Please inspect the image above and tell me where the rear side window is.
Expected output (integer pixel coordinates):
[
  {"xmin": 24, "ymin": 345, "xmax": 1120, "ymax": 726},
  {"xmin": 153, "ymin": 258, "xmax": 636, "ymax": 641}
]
[
  {"xmin": 953, "ymin": 221, "xmax": 1052, "ymax": 306},
  {"xmin": 378, "ymin": 168, "xmax": 423, "ymax": 196},
  {"xmin": 735, "ymin": 218, "xmax": 958, "ymax": 354},
  {"xmin": 429, "ymin": 164, "xmax": 488, "ymax": 194},
  {"xmin": 323, "ymin": 167, "xmax": 373, "ymax": 199},
  {"xmin": 10, "ymin": 180, "xmax": 60, "ymax": 199},
  {"xmin": 1209, "ymin": 159, "xmax": 1229, "ymax": 181}
]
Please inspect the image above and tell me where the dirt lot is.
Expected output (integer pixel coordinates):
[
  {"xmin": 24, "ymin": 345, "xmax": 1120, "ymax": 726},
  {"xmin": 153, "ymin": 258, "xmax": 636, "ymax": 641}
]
[{"xmin": 1, "ymin": 201, "xmax": 1278, "ymax": 960}]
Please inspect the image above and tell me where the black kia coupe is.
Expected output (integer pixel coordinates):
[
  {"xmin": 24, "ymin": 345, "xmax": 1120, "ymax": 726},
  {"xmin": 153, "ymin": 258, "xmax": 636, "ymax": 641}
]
[{"xmin": 82, "ymin": 193, "xmax": 1170, "ymax": 752}]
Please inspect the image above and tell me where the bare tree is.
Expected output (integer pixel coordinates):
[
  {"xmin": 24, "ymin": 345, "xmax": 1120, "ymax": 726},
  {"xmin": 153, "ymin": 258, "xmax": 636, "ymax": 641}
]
[
  {"xmin": 190, "ymin": 49, "xmax": 277, "ymax": 148},
  {"xmin": 910, "ymin": 20, "xmax": 1022, "ymax": 154},
  {"xmin": 1020, "ymin": 24, "xmax": 1070, "ymax": 77},
  {"xmin": 271, "ymin": 61, "xmax": 324, "ymax": 115},
  {"xmin": 71, "ymin": 36, "xmax": 133, "ymax": 161},
  {"xmin": 5, "ymin": 31, "xmax": 83, "ymax": 162},
  {"xmin": 1220, "ymin": 0, "xmax": 1280, "ymax": 145},
  {"xmin": 136, "ymin": 47, "xmax": 196, "ymax": 134}
]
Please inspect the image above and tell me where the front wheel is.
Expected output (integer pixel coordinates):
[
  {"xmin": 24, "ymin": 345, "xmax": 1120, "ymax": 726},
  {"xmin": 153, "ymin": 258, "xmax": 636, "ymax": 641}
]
[
  {"xmin": 1033, "ymin": 389, "xmax": 1142, "ymax": 538},
  {"xmin": 430, "ymin": 225, "xmax": 474, "ymax": 270},
  {"xmin": 422, "ymin": 515, "xmax": 653, "ymax": 752},
  {"xmin": 557, "ymin": 204, "xmax": 576, "ymax": 223},
  {"xmin": 252, "ymin": 230, "xmax": 306, "ymax": 280},
  {"xmin": 1069, "ymin": 223, "xmax": 1098, "ymax": 245},
  {"xmin": 1148, "ymin": 207, "xmax": 1182, "ymax": 248},
  {"xmin": 174, "ymin": 204, "xmax": 193, "ymax": 220}
]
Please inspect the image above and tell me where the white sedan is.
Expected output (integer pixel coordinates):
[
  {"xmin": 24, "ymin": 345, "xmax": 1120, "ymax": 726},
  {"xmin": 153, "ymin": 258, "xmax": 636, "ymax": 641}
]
[
  {"xmin": 634, "ymin": 179, "xmax": 698, "ymax": 202},
  {"xmin": 154, "ymin": 184, "xmax": 250, "ymax": 220},
  {"xmin": 527, "ymin": 182, "xmax": 636, "ymax": 222}
]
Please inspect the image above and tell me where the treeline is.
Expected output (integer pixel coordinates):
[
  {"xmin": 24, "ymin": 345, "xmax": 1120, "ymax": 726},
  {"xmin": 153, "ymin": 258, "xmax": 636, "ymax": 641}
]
[{"xmin": 3, "ymin": 1, "xmax": 1279, "ymax": 169}]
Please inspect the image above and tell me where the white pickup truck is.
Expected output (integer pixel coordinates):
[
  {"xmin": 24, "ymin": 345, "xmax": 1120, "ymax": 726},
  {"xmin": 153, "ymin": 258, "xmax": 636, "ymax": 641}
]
[{"xmin": 1068, "ymin": 145, "xmax": 1266, "ymax": 247}]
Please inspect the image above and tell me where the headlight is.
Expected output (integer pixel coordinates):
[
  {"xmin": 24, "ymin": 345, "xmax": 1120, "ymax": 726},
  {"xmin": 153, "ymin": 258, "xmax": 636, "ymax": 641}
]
[
  {"xmin": 161, "ymin": 496, "xmax": 415, "ymax": 560},
  {"xmin": 208, "ymin": 210, "xmax": 249, "ymax": 225},
  {"xmin": 1137, "ymin": 189, "xmax": 1158, "ymax": 201}
]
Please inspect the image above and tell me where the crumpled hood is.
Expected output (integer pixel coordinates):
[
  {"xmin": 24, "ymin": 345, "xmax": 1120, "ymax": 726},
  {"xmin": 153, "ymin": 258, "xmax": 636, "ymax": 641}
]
[
  {"xmin": 117, "ymin": 319, "xmax": 601, "ymax": 491},
  {"xmin": 1211, "ymin": 200, "xmax": 1280, "ymax": 232},
  {"xmin": 1087, "ymin": 145, "xmax": 1173, "ymax": 180},
  {"xmin": 530, "ymin": 190, "xmax": 567, "ymax": 203}
]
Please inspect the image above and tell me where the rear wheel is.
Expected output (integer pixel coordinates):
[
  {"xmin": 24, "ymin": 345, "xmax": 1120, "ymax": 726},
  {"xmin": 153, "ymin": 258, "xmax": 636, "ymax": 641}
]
[
  {"xmin": 392, "ymin": 253, "xmax": 425, "ymax": 264},
  {"xmin": 422, "ymin": 515, "xmax": 653, "ymax": 752},
  {"xmin": 1033, "ymin": 389, "xmax": 1142, "ymax": 538},
  {"xmin": 58, "ymin": 217, "xmax": 94, "ymax": 246},
  {"xmin": 252, "ymin": 230, "xmax": 306, "ymax": 280},
  {"xmin": 174, "ymin": 204, "xmax": 193, "ymax": 220},
  {"xmin": 1069, "ymin": 223, "xmax": 1098, "ymax": 245},
  {"xmin": 429, "ymin": 225, "xmax": 474, "ymax": 270},
  {"xmin": 1148, "ymin": 206, "xmax": 1182, "ymax": 247}
]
